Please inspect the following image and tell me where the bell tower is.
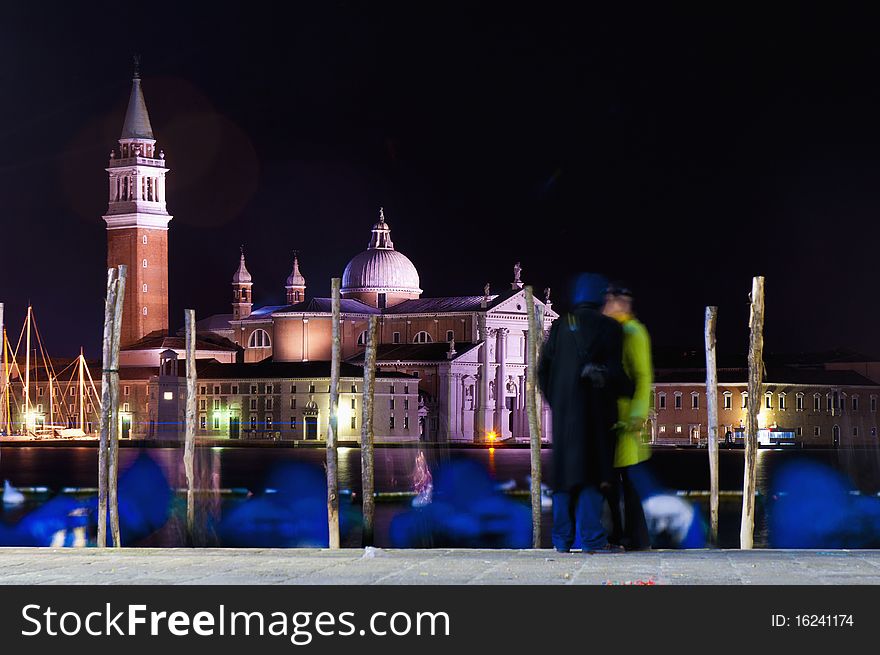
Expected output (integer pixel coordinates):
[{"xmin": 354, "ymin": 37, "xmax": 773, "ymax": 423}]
[
  {"xmin": 103, "ymin": 59, "xmax": 171, "ymax": 347},
  {"xmin": 285, "ymin": 252, "xmax": 306, "ymax": 304},
  {"xmin": 232, "ymin": 246, "xmax": 254, "ymax": 320}
]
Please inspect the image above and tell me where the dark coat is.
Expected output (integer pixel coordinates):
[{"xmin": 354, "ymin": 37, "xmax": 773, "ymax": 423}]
[{"xmin": 538, "ymin": 305, "xmax": 630, "ymax": 492}]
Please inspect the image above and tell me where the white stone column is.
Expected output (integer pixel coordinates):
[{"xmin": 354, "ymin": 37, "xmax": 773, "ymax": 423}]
[
  {"xmin": 476, "ymin": 318, "xmax": 492, "ymax": 441},
  {"xmin": 459, "ymin": 375, "xmax": 468, "ymax": 439},
  {"xmin": 516, "ymin": 373, "xmax": 526, "ymax": 437},
  {"xmin": 302, "ymin": 318, "xmax": 309, "ymax": 361},
  {"xmin": 494, "ymin": 327, "xmax": 509, "ymax": 437}
]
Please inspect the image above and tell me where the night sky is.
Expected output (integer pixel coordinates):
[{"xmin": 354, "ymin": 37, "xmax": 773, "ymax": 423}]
[{"xmin": 3, "ymin": 4, "xmax": 880, "ymax": 359}]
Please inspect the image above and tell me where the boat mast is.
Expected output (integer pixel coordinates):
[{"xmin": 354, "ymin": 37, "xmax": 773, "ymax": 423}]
[
  {"xmin": 79, "ymin": 348, "xmax": 85, "ymax": 431},
  {"xmin": 2, "ymin": 324, "xmax": 9, "ymax": 436},
  {"xmin": 24, "ymin": 305, "xmax": 31, "ymax": 434},
  {"xmin": 49, "ymin": 372, "xmax": 54, "ymax": 428},
  {"xmin": 0, "ymin": 301, "xmax": 4, "ymax": 434}
]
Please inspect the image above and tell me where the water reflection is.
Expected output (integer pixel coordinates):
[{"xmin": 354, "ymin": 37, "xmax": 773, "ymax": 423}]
[{"xmin": 2, "ymin": 445, "xmax": 880, "ymax": 548}]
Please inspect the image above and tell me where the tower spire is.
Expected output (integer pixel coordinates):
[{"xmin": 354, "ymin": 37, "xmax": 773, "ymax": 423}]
[{"xmin": 120, "ymin": 57, "xmax": 153, "ymax": 140}]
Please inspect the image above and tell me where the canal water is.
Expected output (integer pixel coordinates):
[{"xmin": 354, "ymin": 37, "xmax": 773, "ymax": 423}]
[{"xmin": 2, "ymin": 445, "xmax": 880, "ymax": 548}]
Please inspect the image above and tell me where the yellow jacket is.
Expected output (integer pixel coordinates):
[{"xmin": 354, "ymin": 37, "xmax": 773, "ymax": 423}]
[{"xmin": 611, "ymin": 313, "xmax": 653, "ymax": 468}]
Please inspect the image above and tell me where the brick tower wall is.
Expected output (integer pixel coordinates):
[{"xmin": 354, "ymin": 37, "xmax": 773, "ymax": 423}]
[{"xmin": 107, "ymin": 226, "xmax": 168, "ymax": 347}]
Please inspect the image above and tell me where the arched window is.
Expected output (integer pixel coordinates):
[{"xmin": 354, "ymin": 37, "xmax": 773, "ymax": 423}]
[
  {"xmin": 357, "ymin": 331, "xmax": 368, "ymax": 346},
  {"xmin": 413, "ymin": 331, "xmax": 433, "ymax": 343},
  {"xmin": 248, "ymin": 329, "xmax": 271, "ymax": 348}
]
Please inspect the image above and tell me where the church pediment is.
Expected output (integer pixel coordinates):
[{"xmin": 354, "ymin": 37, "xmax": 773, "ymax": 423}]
[{"xmin": 488, "ymin": 288, "xmax": 558, "ymax": 319}]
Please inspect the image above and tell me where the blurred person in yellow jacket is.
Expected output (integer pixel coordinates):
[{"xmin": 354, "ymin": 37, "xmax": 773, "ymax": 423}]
[{"xmin": 603, "ymin": 281, "xmax": 653, "ymax": 550}]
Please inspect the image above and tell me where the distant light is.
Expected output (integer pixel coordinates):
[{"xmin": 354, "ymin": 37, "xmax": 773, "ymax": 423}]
[{"xmin": 163, "ymin": 391, "xmax": 174, "ymax": 400}]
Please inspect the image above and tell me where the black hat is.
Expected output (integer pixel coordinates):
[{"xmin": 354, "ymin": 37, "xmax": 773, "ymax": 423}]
[{"xmin": 604, "ymin": 281, "xmax": 633, "ymax": 298}]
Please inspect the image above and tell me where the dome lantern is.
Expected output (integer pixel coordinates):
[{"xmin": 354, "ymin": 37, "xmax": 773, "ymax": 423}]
[{"xmin": 341, "ymin": 207, "xmax": 421, "ymax": 309}]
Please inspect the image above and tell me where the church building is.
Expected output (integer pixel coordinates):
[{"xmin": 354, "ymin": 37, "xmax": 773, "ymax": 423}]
[{"xmin": 198, "ymin": 210, "xmax": 557, "ymax": 442}]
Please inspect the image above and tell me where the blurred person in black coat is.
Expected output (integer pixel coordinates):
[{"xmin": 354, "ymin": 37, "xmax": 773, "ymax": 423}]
[{"xmin": 538, "ymin": 273, "xmax": 631, "ymax": 553}]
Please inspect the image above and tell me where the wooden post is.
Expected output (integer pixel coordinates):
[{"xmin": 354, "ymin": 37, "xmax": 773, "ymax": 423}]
[
  {"xmin": 741, "ymin": 276, "xmax": 765, "ymax": 549},
  {"xmin": 704, "ymin": 306, "xmax": 720, "ymax": 545},
  {"xmin": 525, "ymin": 286, "xmax": 543, "ymax": 548},
  {"xmin": 360, "ymin": 315, "xmax": 378, "ymax": 547},
  {"xmin": 327, "ymin": 279, "xmax": 341, "ymax": 549},
  {"xmin": 97, "ymin": 268, "xmax": 119, "ymax": 548},
  {"xmin": 108, "ymin": 264, "xmax": 126, "ymax": 547},
  {"xmin": 184, "ymin": 308, "xmax": 197, "ymax": 544}
]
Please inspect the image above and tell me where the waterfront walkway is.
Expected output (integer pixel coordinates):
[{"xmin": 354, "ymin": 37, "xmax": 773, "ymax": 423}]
[{"xmin": 1, "ymin": 548, "xmax": 879, "ymax": 584}]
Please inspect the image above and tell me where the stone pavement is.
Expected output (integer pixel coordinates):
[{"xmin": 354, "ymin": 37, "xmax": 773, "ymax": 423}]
[{"xmin": 1, "ymin": 548, "xmax": 880, "ymax": 584}]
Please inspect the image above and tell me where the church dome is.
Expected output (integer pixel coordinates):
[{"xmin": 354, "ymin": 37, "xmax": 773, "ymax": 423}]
[{"xmin": 341, "ymin": 209, "xmax": 422, "ymax": 295}]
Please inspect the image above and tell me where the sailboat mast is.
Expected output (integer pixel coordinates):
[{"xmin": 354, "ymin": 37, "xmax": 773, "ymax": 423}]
[
  {"xmin": 79, "ymin": 348, "xmax": 85, "ymax": 431},
  {"xmin": 49, "ymin": 373, "xmax": 54, "ymax": 427},
  {"xmin": 2, "ymin": 326, "xmax": 9, "ymax": 436},
  {"xmin": 24, "ymin": 305, "xmax": 31, "ymax": 433},
  {"xmin": 0, "ymin": 301, "xmax": 4, "ymax": 433}
]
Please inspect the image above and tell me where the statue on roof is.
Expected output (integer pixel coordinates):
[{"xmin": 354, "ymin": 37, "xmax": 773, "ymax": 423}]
[
  {"xmin": 484, "ymin": 282, "xmax": 491, "ymax": 298},
  {"xmin": 514, "ymin": 262, "xmax": 522, "ymax": 284},
  {"xmin": 544, "ymin": 287, "xmax": 551, "ymax": 304}
]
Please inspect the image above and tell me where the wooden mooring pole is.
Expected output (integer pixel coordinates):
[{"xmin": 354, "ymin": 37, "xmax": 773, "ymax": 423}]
[
  {"xmin": 741, "ymin": 277, "xmax": 765, "ymax": 549},
  {"xmin": 327, "ymin": 278, "xmax": 341, "ymax": 549},
  {"xmin": 108, "ymin": 264, "xmax": 126, "ymax": 547},
  {"xmin": 98, "ymin": 266, "xmax": 126, "ymax": 547},
  {"xmin": 360, "ymin": 315, "xmax": 378, "ymax": 547},
  {"xmin": 184, "ymin": 308, "xmax": 197, "ymax": 544},
  {"xmin": 525, "ymin": 286, "xmax": 543, "ymax": 548},
  {"xmin": 704, "ymin": 306, "xmax": 720, "ymax": 545}
]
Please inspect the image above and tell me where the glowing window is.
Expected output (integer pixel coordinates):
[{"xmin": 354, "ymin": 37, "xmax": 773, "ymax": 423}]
[
  {"xmin": 163, "ymin": 392, "xmax": 173, "ymax": 400},
  {"xmin": 248, "ymin": 329, "xmax": 271, "ymax": 348}
]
